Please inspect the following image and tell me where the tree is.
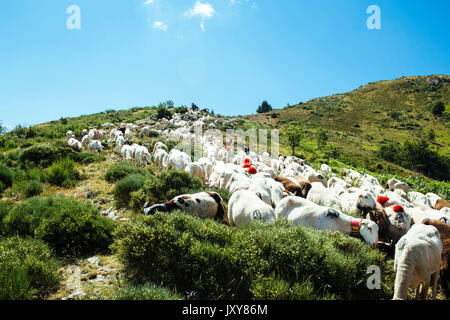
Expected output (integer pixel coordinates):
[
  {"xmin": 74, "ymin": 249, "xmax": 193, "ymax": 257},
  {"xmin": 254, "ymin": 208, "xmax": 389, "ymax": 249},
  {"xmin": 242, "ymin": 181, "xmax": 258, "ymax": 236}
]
[
  {"xmin": 0, "ymin": 121, "xmax": 6, "ymax": 135},
  {"xmin": 156, "ymin": 106, "xmax": 172, "ymax": 120},
  {"xmin": 158, "ymin": 100, "xmax": 174, "ymax": 109},
  {"xmin": 284, "ymin": 126, "xmax": 304, "ymax": 156},
  {"xmin": 316, "ymin": 128, "xmax": 328, "ymax": 150},
  {"xmin": 429, "ymin": 101, "xmax": 445, "ymax": 116},
  {"xmin": 257, "ymin": 101, "xmax": 272, "ymax": 114}
]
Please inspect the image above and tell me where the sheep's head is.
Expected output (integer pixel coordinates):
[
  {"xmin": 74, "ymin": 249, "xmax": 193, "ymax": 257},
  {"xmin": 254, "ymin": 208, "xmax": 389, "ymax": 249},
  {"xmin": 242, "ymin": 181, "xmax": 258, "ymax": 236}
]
[
  {"xmin": 358, "ymin": 219, "xmax": 379, "ymax": 248},
  {"xmin": 387, "ymin": 206, "xmax": 411, "ymax": 232},
  {"xmin": 142, "ymin": 203, "xmax": 168, "ymax": 216},
  {"xmin": 356, "ymin": 192, "xmax": 376, "ymax": 211},
  {"xmin": 145, "ymin": 152, "xmax": 152, "ymax": 164}
]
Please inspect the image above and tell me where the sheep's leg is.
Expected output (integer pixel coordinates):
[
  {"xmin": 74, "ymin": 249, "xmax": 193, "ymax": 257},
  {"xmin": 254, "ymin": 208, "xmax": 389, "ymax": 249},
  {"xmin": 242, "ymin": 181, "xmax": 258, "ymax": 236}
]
[
  {"xmin": 431, "ymin": 271, "xmax": 440, "ymax": 300},
  {"xmin": 420, "ymin": 279, "xmax": 430, "ymax": 300},
  {"xmin": 415, "ymin": 285, "xmax": 421, "ymax": 300}
]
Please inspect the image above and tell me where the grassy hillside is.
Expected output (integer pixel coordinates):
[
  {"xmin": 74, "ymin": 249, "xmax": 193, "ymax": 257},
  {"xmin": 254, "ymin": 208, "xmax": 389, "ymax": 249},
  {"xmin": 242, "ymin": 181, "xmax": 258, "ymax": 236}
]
[
  {"xmin": 0, "ymin": 76, "xmax": 449, "ymax": 301},
  {"xmin": 246, "ymin": 75, "xmax": 450, "ymax": 178}
]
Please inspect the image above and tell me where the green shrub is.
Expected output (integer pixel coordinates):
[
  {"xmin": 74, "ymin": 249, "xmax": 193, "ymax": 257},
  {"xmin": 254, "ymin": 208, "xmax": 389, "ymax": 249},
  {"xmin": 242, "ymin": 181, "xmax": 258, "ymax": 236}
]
[
  {"xmin": 19, "ymin": 145, "xmax": 74, "ymax": 167},
  {"xmin": 0, "ymin": 236, "xmax": 61, "ymax": 299},
  {"xmin": 113, "ymin": 212, "xmax": 393, "ymax": 300},
  {"xmin": 24, "ymin": 180, "xmax": 44, "ymax": 198},
  {"xmin": 0, "ymin": 200, "xmax": 14, "ymax": 236},
  {"xmin": 0, "ymin": 164, "xmax": 13, "ymax": 193},
  {"xmin": 69, "ymin": 152, "xmax": 104, "ymax": 165},
  {"xmin": 112, "ymin": 283, "xmax": 184, "ymax": 300},
  {"xmin": 128, "ymin": 170, "xmax": 203, "ymax": 212},
  {"xmin": 156, "ymin": 107, "xmax": 172, "ymax": 120},
  {"xmin": 429, "ymin": 101, "xmax": 445, "ymax": 116},
  {"xmin": 47, "ymin": 158, "xmax": 79, "ymax": 187},
  {"xmin": 105, "ymin": 162, "xmax": 147, "ymax": 183},
  {"xmin": 250, "ymin": 274, "xmax": 335, "ymax": 300},
  {"xmin": 114, "ymin": 174, "xmax": 147, "ymax": 209},
  {"xmin": 174, "ymin": 107, "xmax": 188, "ymax": 115},
  {"xmin": 2, "ymin": 196, "xmax": 116, "ymax": 257},
  {"xmin": 379, "ymin": 139, "xmax": 450, "ymax": 181}
]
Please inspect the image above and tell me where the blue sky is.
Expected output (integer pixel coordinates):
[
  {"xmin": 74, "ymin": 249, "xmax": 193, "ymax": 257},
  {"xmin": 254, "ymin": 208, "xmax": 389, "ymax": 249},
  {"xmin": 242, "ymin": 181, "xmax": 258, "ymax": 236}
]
[{"xmin": 1, "ymin": 0, "xmax": 449, "ymax": 130}]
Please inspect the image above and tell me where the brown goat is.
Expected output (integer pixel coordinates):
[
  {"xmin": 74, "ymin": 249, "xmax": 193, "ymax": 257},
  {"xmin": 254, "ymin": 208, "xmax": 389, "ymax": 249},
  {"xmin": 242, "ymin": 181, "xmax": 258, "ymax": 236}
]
[
  {"xmin": 435, "ymin": 199, "xmax": 450, "ymax": 211},
  {"xmin": 423, "ymin": 219, "xmax": 450, "ymax": 299},
  {"xmin": 275, "ymin": 176, "xmax": 312, "ymax": 198}
]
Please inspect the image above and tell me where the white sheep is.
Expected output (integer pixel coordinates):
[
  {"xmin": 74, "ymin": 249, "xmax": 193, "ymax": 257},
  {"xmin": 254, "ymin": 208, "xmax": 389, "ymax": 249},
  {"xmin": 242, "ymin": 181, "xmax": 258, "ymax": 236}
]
[
  {"xmin": 393, "ymin": 223, "xmax": 443, "ymax": 300},
  {"xmin": 227, "ymin": 189, "xmax": 276, "ymax": 227},
  {"xmin": 275, "ymin": 196, "xmax": 379, "ymax": 248}
]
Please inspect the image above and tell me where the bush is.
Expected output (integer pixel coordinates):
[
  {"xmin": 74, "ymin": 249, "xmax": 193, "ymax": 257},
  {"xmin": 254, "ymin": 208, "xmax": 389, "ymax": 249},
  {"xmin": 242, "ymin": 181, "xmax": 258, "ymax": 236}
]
[
  {"xmin": 24, "ymin": 180, "xmax": 44, "ymax": 198},
  {"xmin": 47, "ymin": 158, "xmax": 79, "ymax": 187},
  {"xmin": 19, "ymin": 145, "xmax": 74, "ymax": 168},
  {"xmin": 156, "ymin": 107, "xmax": 172, "ymax": 120},
  {"xmin": 0, "ymin": 163, "xmax": 13, "ymax": 193},
  {"xmin": 174, "ymin": 107, "xmax": 188, "ymax": 115},
  {"xmin": 114, "ymin": 174, "xmax": 147, "ymax": 209},
  {"xmin": 2, "ymin": 196, "xmax": 116, "ymax": 257},
  {"xmin": 112, "ymin": 283, "xmax": 184, "ymax": 300},
  {"xmin": 0, "ymin": 236, "xmax": 61, "ymax": 299},
  {"xmin": 250, "ymin": 274, "xmax": 335, "ymax": 300},
  {"xmin": 128, "ymin": 170, "xmax": 203, "ymax": 212},
  {"xmin": 105, "ymin": 162, "xmax": 147, "ymax": 183},
  {"xmin": 113, "ymin": 212, "xmax": 393, "ymax": 300},
  {"xmin": 257, "ymin": 101, "xmax": 272, "ymax": 114},
  {"xmin": 429, "ymin": 101, "xmax": 445, "ymax": 116},
  {"xmin": 379, "ymin": 140, "xmax": 450, "ymax": 181},
  {"xmin": 0, "ymin": 200, "xmax": 14, "ymax": 236},
  {"xmin": 69, "ymin": 152, "xmax": 104, "ymax": 165}
]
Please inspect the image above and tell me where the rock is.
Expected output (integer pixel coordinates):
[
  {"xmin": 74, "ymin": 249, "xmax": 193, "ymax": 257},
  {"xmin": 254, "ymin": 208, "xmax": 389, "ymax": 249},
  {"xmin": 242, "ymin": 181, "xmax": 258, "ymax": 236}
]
[
  {"xmin": 90, "ymin": 274, "xmax": 106, "ymax": 283},
  {"xmin": 107, "ymin": 211, "xmax": 117, "ymax": 221},
  {"xmin": 101, "ymin": 207, "xmax": 114, "ymax": 216},
  {"xmin": 65, "ymin": 291, "xmax": 86, "ymax": 300},
  {"xmin": 119, "ymin": 218, "xmax": 130, "ymax": 223},
  {"xmin": 66, "ymin": 265, "xmax": 82, "ymax": 294},
  {"xmin": 87, "ymin": 256, "xmax": 100, "ymax": 266}
]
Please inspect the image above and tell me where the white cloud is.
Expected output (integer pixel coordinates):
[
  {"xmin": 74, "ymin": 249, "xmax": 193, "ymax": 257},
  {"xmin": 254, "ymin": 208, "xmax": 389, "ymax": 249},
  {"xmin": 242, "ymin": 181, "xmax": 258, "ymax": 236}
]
[
  {"xmin": 144, "ymin": 0, "xmax": 155, "ymax": 5},
  {"xmin": 152, "ymin": 21, "xmax": 168, "ymax": 31},
  {"xmin": 200, "ymin": 22, "xmax": 206, "ymax": 32},
  {"xmin": 184, "ymin": 1, "xmax": 215, "ymax": 18}
]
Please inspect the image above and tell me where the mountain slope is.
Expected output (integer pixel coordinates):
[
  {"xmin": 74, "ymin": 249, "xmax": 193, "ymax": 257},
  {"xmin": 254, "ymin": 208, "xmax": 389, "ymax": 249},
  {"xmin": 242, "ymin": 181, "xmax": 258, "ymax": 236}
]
[{"xmin": 246, "ymin": 75, "xmax": 450, "ymax": 167}]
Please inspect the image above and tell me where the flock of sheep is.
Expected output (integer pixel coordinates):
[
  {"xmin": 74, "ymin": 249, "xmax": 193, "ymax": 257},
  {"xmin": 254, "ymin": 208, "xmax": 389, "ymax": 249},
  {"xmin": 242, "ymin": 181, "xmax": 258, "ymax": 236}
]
[{"xmin": 64, "ymin": 107, "xmax": 450, "ymax": 300}]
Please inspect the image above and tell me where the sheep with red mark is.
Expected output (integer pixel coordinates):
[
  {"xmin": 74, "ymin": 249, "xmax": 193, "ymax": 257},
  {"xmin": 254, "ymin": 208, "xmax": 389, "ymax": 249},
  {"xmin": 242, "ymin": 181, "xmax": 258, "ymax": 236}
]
[
  {"xmin": 275, "ymin": 196, "xmax": 379, "ymax": 248},
  {"xmin": 385, "ymin": 205, "xmax": 411, "ymax": 244}
]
